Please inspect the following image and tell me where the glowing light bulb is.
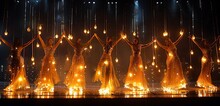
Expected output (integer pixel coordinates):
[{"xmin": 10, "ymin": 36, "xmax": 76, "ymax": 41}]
[
  {"xmin": 0, "ymin": 41, "xmax": 1, "ymax": 45},
  {"xmin": 18, "ymin": 77, "xmax": 23, "ymax": 82},
  {"xmin": 66, "ymin": 57, "xmax": 69, "ymax": 61},
  {"xmin": 192, "ymin": 35, "xmax": 195, "ymax": 40},
  {"xmin": 129, "ymin": 73, "xmax": 133, "ymax": 77},
  {"xmin": 31, "ymin": 57, "xmax": 35, "ymax": 61},
  {"xmin": 156, "ymin": 65, "xmax": 158, "ymax": 68},
  {"xmin": 79, "ymin": 65, "xmax": 84, "ymax": 70},
  {"xmin": 103, "ymin": 30, "xmax": 106, "ymax": 34},
  {"xmin": 168, "ymin": 53, "xmax": 173, "ymax": 57},
  {"xmin": 152, "ymin": 61, "xmax": 155, "ymax": 66},
  {"xmin": 190, "ymin": 50, "xmax": 194, "ymax": 55},
  {"xmin": 32, "ymin": 62, "xmax": 35, "ymax": 65},
  {"xmin": 115, "ymin": 58, "xmax": 119, "ymax": 63},
  {"xmin": 84, "ymin": 29, "xmax": 87, "ymax": 34},
  {"xmin": 4, "ymin": 31, "xmax": 8, "ymax": 36},
  {"xmin": 139, "ymin": 65, "xmax": 143, "ymax": 68},
  {"xmin": 97, "ymin": 71, "xmax": 101, "ymax": 75},
  {"xmin": 202, "ymin": 57, "xmax": 207, "ymax": 63},
  {"xmin": 38, "ymin": 31, "xmax": 41, "ymax": 35},
  {"xmin": 52, "ymin": 61, "xmax": 55, "ymax": 65},
  {"xmin": 27, "ymin": 27, "xmax": 31, "ymax": 32},
  {"xmin": 179, "ymin": 30, "xmax": 184, "ymax": 36},
  {"xmin": 87, "ymin": 30, "xmax": 90, "ymax": 34},
  {"xmin": 189, "ymin": 65, "xmax": 193, "ymax": 69},
  {"xmin": 158, "ymin": 69, "xmax": 161, "ymax": 72},
  {"xmin": 133, "ymin": 32, "xmax": 136, "ymax": 36},
  {"xmin": 68, "ymin": 34, "xmax": 73, "ymax": 40},
  {"xmin": 163, "ymin": 31, "xmax": 168, "ymax": 37},
  {"xmin": 144, "ymin": 66, "xmax": 148, "ymax": 69},
  {"xmin": 153, "ymin": 56, "xmax": 156, "ymax": 60},
  {"xmin": 60, "ymin": 40, "xmax": 63, "ymax": 44},
  {"xmin": 122, "ymin": 35, "xmax": 127, "ymax": 39},
  {"xmin": 89, "ymin": 45, "xmax": 93, "ymax": 49},
  {"xmin": 38, "ymin": 25, "xmax": 42, "ymax": 30},
  {"xmin": 104, "ymin": 60, "xmax": 109, "ymax": 65},
  {"xmin": 154, "ymin": 44, "xmax": 157, "ymax": 49},
  {"xmin": 36, "ymin": 42, "xmax": 40, "ymax": 48},
  {"xmin": 55, "ymin": 34, "xmax": 59, "ymax": 38},
  {"xmin": 217, "ymin": 59, "xmax": 220, "ymax": 63},
  {"xmin": 94, "ymin": 24, "xmax": 97, "ymax": 29}
]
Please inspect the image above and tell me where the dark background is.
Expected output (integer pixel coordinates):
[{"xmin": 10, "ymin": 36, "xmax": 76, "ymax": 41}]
[{"xmin": 0, "ymin": 0, "xmax": 220, "ymax": 87}]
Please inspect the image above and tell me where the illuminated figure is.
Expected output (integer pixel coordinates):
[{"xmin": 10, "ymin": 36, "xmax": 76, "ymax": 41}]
[
  {"xmin": 0, "ymin": 35, "xmax": 37, "ymax": 91},
  {"xmin": 35, "ymin": 34, "xmax": 65, "ymax": 92},
  {"xmin": 191, "ymin": 36, "xmax": 219, "ymax": 89},
  {"xmin": 124, "ymin": 35, "xmax": 153, "ymax": 91},
  {"xmin": 156, "ymin": 34, "xmax": 186, "ymax": 90},
  {"xmin": 93, "ymin": 34, "xmax": 123, "ymax": 94},
  {"xmin": 64, "ymin": 34, "xmax": 95, "ymax": 92}
]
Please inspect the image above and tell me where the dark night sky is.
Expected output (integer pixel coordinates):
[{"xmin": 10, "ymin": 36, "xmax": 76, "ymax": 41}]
[{"xmin": 0, "ymin": 0, "xmax": 220, "ymax": 86}]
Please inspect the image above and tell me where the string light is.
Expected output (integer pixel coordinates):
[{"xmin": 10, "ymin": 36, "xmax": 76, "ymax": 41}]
[
  {"xmin": 115, "ymin": 58, "xmax": 119, "ymax": 63},
  {"xmin": 38, "ymin": 25, "xmax": 42, "ymax": 30},
  {"xmin": 190, "ymin": 50, "xmax": 194, "ymax": 55},
  {"xmin": 60, "ymin": 40, "xmax": 63, "ymax": 44},
  {"xmin": 32, "ymin": 62, "xmax": 35, "ymax": 65},
  {"xmin": 154, "ymin": 44, "xmax": 157, "ymax": 49},
  {"xmin": 152, "ymin": 61, "xmax": 155, "ymax": 66},
  {"xmin": 89, "ymin": 45, "xmax": 92, "ymax": 49},
  {"xmin": 55, "ymin": 34, "xmax": 59, "ymax": 39},
  {"xmin": 68, "ymin": 34, "xmax": 73, "ymax": 40},
  {"xmin": 217, "ymin": 59, "xmax": 220, "ymax": 63},
  {"xmin": 31, "ymin": 57, "xmax": 35, "ymax": 62},
  {"xmin": 179, "ymin": 30, "xmax": 184, "ymax": 36},
  {"xmin": 144, "ymin": 66, "xmax": 148, "ymax": 70},
  {"xmin": 122, "ymin": 35, "xmax": 127, "ymax": 39},
  {"xmin": 66, "ymin": 57, "xmax": 69, "ymax": 61},
  {"xmin": 189, "ymin": 65, "xmax": 193, "ymax": 69},
  {"xmin": 94, "ymin": 24, "xmax": 97, "ymax": 29},
  {"xmin": 163, "ymin": 31, "xmax": 168, "ymax": 37},
  {"xmin": 132, "ymin": 32, "xmax": 136, "ymax": 36},
  {"xmin": 38, "ymin": 31, "xmax": 41, "ymax": 35},
  {"xmin": 27, "ymin": 27, "xmax": 31, "ymax": 32},
  {"xmin": 36, "ymin": 42, "xmax": 40, "ymax": 48},
  {"xmin": 87, "ymin": 30, "xmax": 90, "ymax": 34},
  {"xmin": 103, "ymin": 29, "xmax": 106, "ymax": 34},
  {"xmin": 84, "ymin": 29, "xmax": 87, "ymax": 34},
  {"xmin": 0, "ymin": 41, "xmax": 1, "ymax": 45},
  {"xmin": 4, "ymin": 31, "xmax": 8, "ymax": 36},
  {"xmin": 192, "ymin": 35, "xmax": 195, "ymax": 40}
]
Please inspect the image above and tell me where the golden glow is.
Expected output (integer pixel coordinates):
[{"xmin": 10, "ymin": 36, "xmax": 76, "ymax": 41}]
[
  {"xmin": 103, "ymin": 29, "xmax": 106, "ymax": 34},
  {"xmin": 122, "ymin": 35, "xmax": 127, "ymax": 39},
  {"xmin": 66, "ymin": 57, "xmax": 69, "ymax": 61},
  {"xmin": 94, "ymin": 24, "xmax": 97, "ymax": 29},
  {"xmin": 55, "ymin": 34, "xmax": 59, "ymax": 39},
  {"xmin": 87, "ymin": 30, "xmax": 90, "ymax": 34},
  {"xmin": 52, "ymin": 61, "xmax": 56, "ymax": 65},
  {"xmin": 132, "ymin": 32, "xmax": 136, "ymax": 36},
  {"xmin": 84, "ymin": 29, "xmax": 87, "ymax": 34},
  {"xmin": 44, "ymin": 77, "xmax": 46, "ymax": 81},
  {"xmin": 0, "ymin": 41, "xmax": 1, "ymax": 45},
  {"xmin": 27, "ymin": 27, "xmax": 31, "ymax": 32},
  {"xmin": 97, "ymin": 71, "xmax": 101, "ymax": 75},
  {"xmin": 189, "ymin": 65, "xmax": 193, "ymax": 69},
  {"xmin": 4, "ymin": 31, "xmax": 8, "ymax": 36},
  {"xmin": 36, "ymin": 42, "xmax": 40, "ymax": 48},
  {"xmin": 163, "ymin": 31, "xmax": 168, "ymax": 37},
  {"xmin": 190, "ymin": 50, "xmax": 194, "ymax": 55},
  {"xmin": 202, "ymin": 57, "xmax": 207, "ymax": 63},
  {"xmin": 77, "ymin": 79, "xmax": 81, "ymax": 82},
  {"xmin": 158, "ymin": 69, "xmax": 161, "ymax": 72},
  {"xmin": 60, "ymin": 40, "xmax": 63, "ymax": 44},
  {"xmin": 115, "ymin": 58, "xmax": 119, "ymax": 63},
  {"xmin": 179, "ymin": 30, "xmax": 184, "ymax": 36},
  {"xmin": 79, "ymin": 65, "xmax": 84, "ymax": 70},
  {"xmin": 153, "ymin": 56, "xmax": 156, "ymax": 60},
  {"xmin": 152, "ymin": 61, "xmax": 155, "ymax": 66},
  {"xmin": 129, "ymin": 73, "xmax": 133, "ymax": 77},
  {"xmin": 68, "ymin": 34, "xmax": 73, "ymax": 40},
  {"xmin": 104, "ymin": 60, "xmax": 109, "ymax": 65},
  {"xmin": 38, "ymin": 31, "xmax": 42, "ymax": 35},
  {"xmin": 31, "ymin": 57, "xmax": 35, "ymax": 62},
  {"xmin": 89, "ymin": 45, "xmax": 92, "ymax": 49},
  {"xmin": 38, "ymin": 25, "xmax": 42, "ymax": 30},
  {"xmin": 18, "ymin": 77, "xmax": 23, "ymax": 82},
  {"xmin": 168, "ymin": 53, "xmax": 173, "ymax": 57},
  {"xmin": 217, "ymin": 59, "xmax": 220, "ymax": 63},
  {"xmin": 192, "ymin": 35, "xmax": 195, "ymax": 40},
  {"xmin": 154, "ymin": 44, "xmax": 157, "ymax": 49},
  {"xmin": 99, "ymin": 88, "xmax": 110, "ymax": 95},
  {"xmin": 139, "ymin": 65, "xmax": 143, "ymax": 69},
  {"xmin": 32, "ymin": 62, "xmax": 35, "ymax": 65},
  {"xmin": 144, "ymin": 66, "xmax": 148, "ymax": 70}
]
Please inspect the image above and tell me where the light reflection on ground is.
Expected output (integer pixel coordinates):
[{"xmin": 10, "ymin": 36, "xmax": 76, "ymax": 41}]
[{"xmin": 0, "ymin": 86, "xmax": 219, "ymax": 99}]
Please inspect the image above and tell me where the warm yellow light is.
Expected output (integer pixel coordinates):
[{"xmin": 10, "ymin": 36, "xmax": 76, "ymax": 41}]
[
  {"xmin": 84, "ymin": 29, "xmax": 87, "ymax": 34},
  {"xmin": 154, "ymin": 44, "xmax": 157, "ymax": 49},
  {"xmin": 94, "ymin": 24, "xmax": 97, "ymax": 29},
  {"xmin": 0, "ymin": 41, "xmax": 1, "ymax": 45},
  {"xmin": 158, "ymin": 69, "xmax": 161, "ymax": 72},
  {"xmin": 104, "ymin": 60, "xmax": 108, "ymax": 65},
  {"xmin": 27, "ymin": 27, "xmax": 31, "ymax": 32},
  {"xmin": 87, "ymin": 30, "xmax": 90, "ymax": 34},
  {"xmin": 153, "ymin": 56, "xmax": 156, "ymax": 60},
  {"xmin": 115, "ymin": 58, "xmax": 119, "ymax": 63},
  {"xmin": 152, "ymin": 61, "xmax": 155, "ymax": 66},
  {"xmin": 103, "ymin": 30, "xmax": 106, "ymax": 34},
  {"xmin": 122, "ymin": 35, "xmax": 127, "ymax": 39},
  {"xmin": 66, "ymin": 57, "xmax": 69, "ymax": 61},
  {"xmin": 156, "ymin": 65, "xmax": 158, "ymax": 68},
  {"xmin": 68, "ymin": 34, "xmax": 73, "ymax": 40},
  {"xmin": 77, "ymin": 79, "xmax": 81, "ymax": 82},
  {"xmin": 133, "ymin": 32, "xmax": 136, "ymax": 36},
  {"xmin": 139, "ymin": 65, "xmax": 143, "ymax": 68},
  {"xmin": 179, "ymin": 30, "xmax": 184, "ymax": 36},
  {"xmin": 38, "ymin": 25, "xmax": 42, "ymax": 30},
  {"xmin": 36, "ymin": 42, "xmax": 40, "ymax": 48},
  {"xmin": 60, "ymin": 40, "xmax": 63, "ymax": 44},
  {"xmin": 189, "ymin": 65, "xmax": 193, "ymax": 69},
  {"xmin": 75, "ymin": 74, "xmax": 78, "ymax": 77},
  {"xmin": 31, "ymin": 57, "xmax": 35, "ymax": 62},
  {"xmin": 55, "ymin": 34, "xmax": 59, "ymax": 39},
  {"xmin": 144, "ymin": 66, "xmax": 148, "ymax": 69},
  {"xmin": 202, "ymin": 57, "xmax": 207, "ymax": 63},
  {"xmin": 129, "ymin": 73, "xmax": 133, "ymax": 77},
  {"xmin": 79, "ymin": 65, "xmax": 84, "ymax": 70},
  {"xmin": 44, "ymin": 77, "xmax": 46, "ymax": 81},
  {"xmin": 38, "ymin": 31, "xmax": 42, "ymax": 35},
  {"xmin": 18, "ymin": 77, "xmax": 23, "ymax": 82},
  {"xmin": 163, "ymin": 31, "xmax": 168, "ymax": 37},
  {"xmin": 217, "ymin": 59, "xmax": 220, "ymax": 63},
  {"xmin": 32, "ymin": 62, "xmax": 35, "ymax": 65},
  {"xmin": 4, "ymin": 31, "xmax": 8, "ymax": 36},
  {"xmin": 97, "ymin": 71, "xmax": 101, "ymax": 75},
  {"xmin": 168, "ymin": 53, "xmax": 173, "ymax": 57},
  {"xmin": 52, "ymin": 61, "xmax": 56, "ymax": 65},
  {"xmin": 89, "ymin": 45, "xmax": 92, "ymax": 49},
  {"xmin": 192, "ymin": 35, "xmax": 195, "ymax": 40},
  {"xmin": 190, "ymin": 50, "xmax": 194, "ymax": 55}
]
